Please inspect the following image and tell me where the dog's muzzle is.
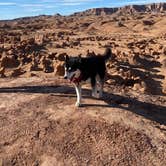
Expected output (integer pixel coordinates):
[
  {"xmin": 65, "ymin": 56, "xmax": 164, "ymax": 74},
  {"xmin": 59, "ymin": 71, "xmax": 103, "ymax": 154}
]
[
  {"xmin": 64, "ymin": 76, "xmax": 67, "ymax": 79},
  {"xmin": 64, "ymin": 69, "xmax": 82, "ymax": 84}
]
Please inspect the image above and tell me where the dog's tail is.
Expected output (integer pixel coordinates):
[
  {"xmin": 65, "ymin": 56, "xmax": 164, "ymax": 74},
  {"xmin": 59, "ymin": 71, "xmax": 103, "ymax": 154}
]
[{"xmin": 103, "ymin": 48, "xmax": 112, "ymax": 61}]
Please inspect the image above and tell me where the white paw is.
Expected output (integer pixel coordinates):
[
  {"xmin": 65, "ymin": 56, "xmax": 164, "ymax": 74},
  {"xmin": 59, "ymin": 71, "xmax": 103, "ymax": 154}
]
[
  {"xmin": 75, "ymin": 102, "xmax": 82, "ymax": 107},
  {"xmin": 98, "ymin": 92, "xmax": 103, "ymax": 99},
  {"xmin": 95, "ymin": 94, "xmax": 100, "ymax": 99},
  {"xmin": 92, "ymin": 92, "xmax": 97, "ymax": 98},
  {"xmin": 92, "ymin": 92, "xmax": 102, "ymax": 99}
]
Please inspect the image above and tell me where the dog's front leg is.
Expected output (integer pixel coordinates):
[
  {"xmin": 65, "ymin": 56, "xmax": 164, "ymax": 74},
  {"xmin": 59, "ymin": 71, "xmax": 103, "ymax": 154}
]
[
  {"xmin": 92, "ymin": 78, "xmax": 104, "ymax": 99},
  {"xmin": 74, "ymin": 84, "xmax": 82, "ymax": 107},
  {"xmin": 98, "ymin": 78, "xmax": 104, "ymax": 99}
]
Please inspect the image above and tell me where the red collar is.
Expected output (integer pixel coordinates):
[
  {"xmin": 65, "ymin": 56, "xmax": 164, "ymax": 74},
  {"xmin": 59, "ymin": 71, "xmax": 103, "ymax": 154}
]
[{"xmin": 70, "ymin": 74, "xmax": 82, "ymax": 84}]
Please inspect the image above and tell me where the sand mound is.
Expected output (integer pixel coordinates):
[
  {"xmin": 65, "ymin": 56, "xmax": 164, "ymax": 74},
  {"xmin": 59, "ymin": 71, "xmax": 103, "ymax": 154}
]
[{"xmin": 1, "ymin": 113, "xmax": 163, "ymax": 165}]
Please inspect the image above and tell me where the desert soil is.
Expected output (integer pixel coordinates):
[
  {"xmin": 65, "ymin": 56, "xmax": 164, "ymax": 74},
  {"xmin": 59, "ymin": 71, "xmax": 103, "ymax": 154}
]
[{"xmin": 0, "ymin": 76, "xmax": 166, "ymax": 165}]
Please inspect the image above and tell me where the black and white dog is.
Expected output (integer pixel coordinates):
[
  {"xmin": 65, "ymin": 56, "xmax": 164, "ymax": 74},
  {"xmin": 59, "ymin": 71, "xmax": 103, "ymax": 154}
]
[{"xmin": 64, "ymin": 48, "xmax": 112, "ymax": 107}]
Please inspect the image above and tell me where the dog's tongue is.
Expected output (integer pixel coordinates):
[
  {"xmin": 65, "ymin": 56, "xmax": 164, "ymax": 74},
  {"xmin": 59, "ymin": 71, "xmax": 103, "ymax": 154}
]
[
  {"xmin": 70, "ymin": 75, "xmax": 82, "ymax": 84},
  {"xmin": 70, "ymin": 75, "xmax": 75, "ymax": 83}
]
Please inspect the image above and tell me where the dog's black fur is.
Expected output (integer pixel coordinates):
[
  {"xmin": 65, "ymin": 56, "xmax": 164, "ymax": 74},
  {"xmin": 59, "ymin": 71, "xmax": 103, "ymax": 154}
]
[
  {"xmin": 65, "ymin": 48, "xmax": 111, "ymax": 83},
  {"xmin": 64, "ymin": 48, "xmax": 112, "ymax": 106}
]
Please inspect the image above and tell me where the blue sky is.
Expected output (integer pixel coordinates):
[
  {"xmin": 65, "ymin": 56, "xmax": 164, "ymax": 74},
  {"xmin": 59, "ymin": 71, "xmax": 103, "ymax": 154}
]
[{"xmin": 0, "ymin": 0, "xmax": 166, "ymax": 20}]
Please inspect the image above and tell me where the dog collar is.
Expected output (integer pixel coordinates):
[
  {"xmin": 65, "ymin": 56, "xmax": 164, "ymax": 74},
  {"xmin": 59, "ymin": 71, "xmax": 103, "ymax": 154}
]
[{"xmin": 70, "ymin": 74, "xmax": 82, "ymax": 84}]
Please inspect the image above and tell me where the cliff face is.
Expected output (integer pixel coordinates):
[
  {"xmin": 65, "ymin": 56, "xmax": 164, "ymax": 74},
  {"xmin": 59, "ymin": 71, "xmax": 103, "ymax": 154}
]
[
  {"xmin": 73, "ymin": 3, "xmax": 166, "ymax": 16},
  {"xmin": 118, "ymin": 3, "xmax": 166, "ymax": 14}
]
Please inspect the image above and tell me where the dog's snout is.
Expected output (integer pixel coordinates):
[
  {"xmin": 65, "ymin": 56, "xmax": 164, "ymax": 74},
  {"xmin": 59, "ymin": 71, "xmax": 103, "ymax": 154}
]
[{"xmin": 64, "ymin": 76, "xmax": 67, "ymax": 79}]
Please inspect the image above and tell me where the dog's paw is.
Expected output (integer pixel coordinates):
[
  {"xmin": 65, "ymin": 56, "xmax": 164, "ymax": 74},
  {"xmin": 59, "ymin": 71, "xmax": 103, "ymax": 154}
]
[
  {"xmin": 98, "ymin": 93, "xmax": 103, "ymax": 99},
  {"xmin": 75, "ymin": 102, "xmax": 82, "ymax": 107},
  {"xmin": 92, "ymin": 92, "xmax": 102, "ymax": 99},
  {"xmin": 92, "ymin": 92, "xmax": 97, "ymax": 98}
]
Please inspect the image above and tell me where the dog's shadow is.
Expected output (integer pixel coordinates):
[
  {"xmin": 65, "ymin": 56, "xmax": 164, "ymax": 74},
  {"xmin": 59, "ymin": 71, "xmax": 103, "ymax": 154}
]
[{"xmin": 0, "ymin": 85, "xmax": 166, "ymax": 125}]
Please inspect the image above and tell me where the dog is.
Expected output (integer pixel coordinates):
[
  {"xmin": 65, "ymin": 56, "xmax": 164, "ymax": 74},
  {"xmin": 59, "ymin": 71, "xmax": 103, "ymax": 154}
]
[{"xmin": 64, "ymin": 48, "xmax": 112, "ymax": 107}]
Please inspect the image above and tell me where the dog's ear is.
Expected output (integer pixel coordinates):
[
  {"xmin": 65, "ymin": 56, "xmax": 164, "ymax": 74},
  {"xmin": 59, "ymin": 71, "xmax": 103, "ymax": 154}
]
[
  {"xmin": 65, "ymin": 54, "xmax": 69, "ymax": 61},
  {"xmin": 78, "ymin": 54, "xmax": 82, "ymax": 63}
]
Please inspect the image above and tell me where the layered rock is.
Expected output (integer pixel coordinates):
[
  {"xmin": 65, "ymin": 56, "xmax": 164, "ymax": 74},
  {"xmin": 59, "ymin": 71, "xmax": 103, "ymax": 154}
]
[{"xmin": 73, "ymin": 3, "xmax": 166, "ymax": 16}]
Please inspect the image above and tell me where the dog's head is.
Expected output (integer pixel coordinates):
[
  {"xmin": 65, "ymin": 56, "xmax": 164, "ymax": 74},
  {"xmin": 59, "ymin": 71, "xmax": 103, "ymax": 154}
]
[{"xmin": 64, "ymin": 55, "xmax": 82, "ymax": 82}]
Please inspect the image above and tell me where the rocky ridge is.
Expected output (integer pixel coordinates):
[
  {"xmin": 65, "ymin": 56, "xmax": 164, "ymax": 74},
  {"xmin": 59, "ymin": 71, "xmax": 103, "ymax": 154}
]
[{"xmin": 73, "ymin": 3, "xmax": 166, "ymax": 16}]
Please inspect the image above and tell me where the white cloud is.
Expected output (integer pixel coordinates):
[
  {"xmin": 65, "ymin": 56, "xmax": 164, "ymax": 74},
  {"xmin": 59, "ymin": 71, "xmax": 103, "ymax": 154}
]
[
  {"xmin": 28, "ymin": 9, "xmax": 43, "ymax": 12},
  {"xmin": 20, "ymin": 4, "xmax": 44, "ymax": 7},
  {"xmin": 0, "ymin": 2, "xmax": 16, "ymax": 6},
  {"xmin": 120, "ymin": 0, "xmax": 166, "ymax": 6},
  {"xmin": 44, "ymin": 5, "xmax": 58, "ymax": 8},
  {"xmin": 41, "ymin": 0, "xmax": 101, "ymax": 3},
  {"xmin": 63, "ymin": 0, "xmax": 100, "ymax": 1},
  {"xmin": 24, "ymin": 0, "xmax": 101, "ymax": 8},
  {"xmin": 61, "ymin": 2, "xmax": 81, "ymax": 6}
]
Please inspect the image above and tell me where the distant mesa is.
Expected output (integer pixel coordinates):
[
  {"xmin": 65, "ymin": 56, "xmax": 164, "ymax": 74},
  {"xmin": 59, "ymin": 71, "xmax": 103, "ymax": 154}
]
[
  {"xmin": 72, "ymin": 3, "xmax": 166, "ymax": 16},
  {"xmin": 1, "ymin": 3, "xmax": 166, "ymax": 22}
]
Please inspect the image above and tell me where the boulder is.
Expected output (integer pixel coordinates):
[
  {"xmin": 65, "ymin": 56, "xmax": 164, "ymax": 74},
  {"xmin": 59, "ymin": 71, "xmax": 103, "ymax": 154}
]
[
  {"xmin": 86, "ymin": 50, "xmax": 96, "ymax": 57},
  {"xmin": 57, "ymin": 53, "xmax": 68, "ymax": 61},
  {"xmin": 10, "ymin": 67, "xmax": 25, "ymax": 77},
  {"xmin": 161, "ymin": 59, "xmax": 166, "ymax": 68},
  {"xmin": 40, "ymin": 56, "xmax": 54, "ymax": 73},
  {"xmin": 1, "ymin": 54, "xmax": 20, "ymax": 68},
  {"xmin": 54, "ymin": 62, "xmax": 65, "ymax": 76},
  {"xmin": 163, "ymin": 79, "xmax": 166, "ymax": 94},
  {"xmin": 0, "ymin": 67, "xmax": 5, "ymax": 77},
  {"xmin": 142, "ymin": 20, "xmax": 155, "ymax": 25}
]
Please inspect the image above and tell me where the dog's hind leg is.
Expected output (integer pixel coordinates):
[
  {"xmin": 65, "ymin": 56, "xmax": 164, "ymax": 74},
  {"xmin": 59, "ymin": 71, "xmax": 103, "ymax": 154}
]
[
  {"xmin": 92, "ymin": 75, "xmax": 104, "ymax": 99},
  {"xmin": 91, "ymin": 77, "xmax": 98, "ymax": 98},
  {"xmin": 74, "ymin": 84, "xmax": 82, "ymax": 107},
  {"xmin": 98, "ymin": 78, "xmax": 104, "ymax": 98}
]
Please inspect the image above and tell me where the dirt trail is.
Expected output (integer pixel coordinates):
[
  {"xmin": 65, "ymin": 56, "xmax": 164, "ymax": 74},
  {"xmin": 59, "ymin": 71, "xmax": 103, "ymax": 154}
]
[{"xmin": 0, "ymin": 77, "xmax": 166, "ymax": 165}]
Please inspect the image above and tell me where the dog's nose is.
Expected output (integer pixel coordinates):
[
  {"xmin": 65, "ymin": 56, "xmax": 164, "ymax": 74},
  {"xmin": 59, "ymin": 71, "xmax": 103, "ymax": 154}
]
[{"xmin": 64, "ymin": 76, "xmax": 67, "ymax": 79}]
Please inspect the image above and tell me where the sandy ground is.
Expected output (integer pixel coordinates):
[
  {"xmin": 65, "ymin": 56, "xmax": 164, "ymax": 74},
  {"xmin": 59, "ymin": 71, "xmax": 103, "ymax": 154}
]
[
  {"xmin": 0, "ymin": 3, "xmax": 166, "ymax": 165},
  {"xmin": 0, "ymin": 76, "xmax": 166, "ymax": 165}
]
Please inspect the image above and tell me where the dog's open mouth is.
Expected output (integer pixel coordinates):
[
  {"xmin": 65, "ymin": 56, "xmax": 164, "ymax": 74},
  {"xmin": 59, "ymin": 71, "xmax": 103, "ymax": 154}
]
[
  {"xmin": 70, "ymin": 74, "xmax": 76, "ymax": 82},
  {"xmin": 70, "ymin": 73, "xmax": 82, "ymax": 84}
]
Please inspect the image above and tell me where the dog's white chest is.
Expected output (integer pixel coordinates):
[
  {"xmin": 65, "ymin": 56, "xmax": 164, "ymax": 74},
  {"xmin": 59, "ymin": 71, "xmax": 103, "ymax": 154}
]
[{"xmin": 80, "ymin": 78, "xmax": 91, "ymax": 85}]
